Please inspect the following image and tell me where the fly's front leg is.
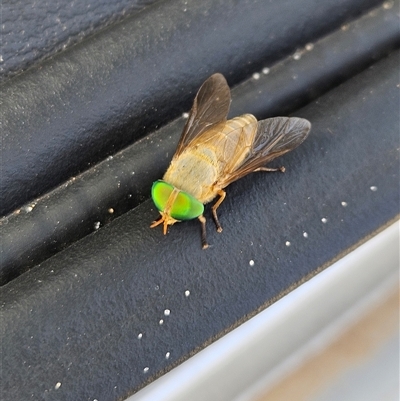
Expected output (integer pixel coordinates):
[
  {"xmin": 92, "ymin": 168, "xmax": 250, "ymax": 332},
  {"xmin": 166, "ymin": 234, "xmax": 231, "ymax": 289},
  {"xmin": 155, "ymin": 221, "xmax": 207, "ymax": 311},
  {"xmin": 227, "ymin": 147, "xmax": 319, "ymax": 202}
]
[
  {"xmin": 150, "ymin": 215, "xmax": 163, "ymax": 229},
  {"xmin": 198, "ymin": 215, "xmax": 208, "ymax": 249},
  {"xmin": 211, "ymin": 189, "xmax": 226, "ymax": 233},
  {"xmin": 254, "ymin": 166, "xmax": 285, "ymax": 173}
]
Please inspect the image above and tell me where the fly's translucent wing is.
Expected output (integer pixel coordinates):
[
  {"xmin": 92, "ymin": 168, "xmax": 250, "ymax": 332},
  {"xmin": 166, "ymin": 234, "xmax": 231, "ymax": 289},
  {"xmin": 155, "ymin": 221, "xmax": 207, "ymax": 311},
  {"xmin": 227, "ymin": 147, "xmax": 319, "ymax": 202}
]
[
  {"xmin": 173, "ymin": 73, "xmax": 231, "ymax": 157},
  {"xmin": 217, "ymin": 117, "xmax": 311, "ymax": 187},
  {"xmin": 252, "ymin": 117, "xmax": 311, "ymax": 159}
]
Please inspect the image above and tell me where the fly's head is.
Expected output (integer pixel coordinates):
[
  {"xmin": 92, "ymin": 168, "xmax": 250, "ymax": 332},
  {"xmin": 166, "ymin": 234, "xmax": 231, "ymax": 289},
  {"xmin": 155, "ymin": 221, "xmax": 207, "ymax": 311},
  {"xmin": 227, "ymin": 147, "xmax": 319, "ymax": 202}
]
[{"xmin": 150, "ymin": 180, "xmax": 204, "ymax": 234}]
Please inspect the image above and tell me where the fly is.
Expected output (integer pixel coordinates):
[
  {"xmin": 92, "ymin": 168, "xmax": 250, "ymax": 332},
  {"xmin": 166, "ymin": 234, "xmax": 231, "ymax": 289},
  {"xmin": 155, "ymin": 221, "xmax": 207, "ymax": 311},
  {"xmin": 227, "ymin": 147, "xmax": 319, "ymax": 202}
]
[{"xmin": 150, "ymin": 73, "xmax": 311, "ymax": 248}]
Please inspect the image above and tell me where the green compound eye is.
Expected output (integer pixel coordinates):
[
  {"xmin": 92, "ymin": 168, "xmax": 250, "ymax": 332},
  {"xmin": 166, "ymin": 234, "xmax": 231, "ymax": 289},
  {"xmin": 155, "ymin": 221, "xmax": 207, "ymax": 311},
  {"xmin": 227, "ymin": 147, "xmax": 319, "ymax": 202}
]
[{"xmin": 151, "ymin": 180, "xmax": 204, "ymax": 220}]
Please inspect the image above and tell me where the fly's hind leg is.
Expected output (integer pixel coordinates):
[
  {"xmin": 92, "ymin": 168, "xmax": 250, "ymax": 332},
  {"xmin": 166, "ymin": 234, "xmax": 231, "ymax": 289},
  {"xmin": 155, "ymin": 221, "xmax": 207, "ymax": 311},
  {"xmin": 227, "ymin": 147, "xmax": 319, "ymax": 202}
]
[
  {"xmin": 254, "ymin": 166, "xmax": 286, "ymax": 173},
  {"xmin": 211, "ymin": 189, "xmax": 226, "ymax": 233}
]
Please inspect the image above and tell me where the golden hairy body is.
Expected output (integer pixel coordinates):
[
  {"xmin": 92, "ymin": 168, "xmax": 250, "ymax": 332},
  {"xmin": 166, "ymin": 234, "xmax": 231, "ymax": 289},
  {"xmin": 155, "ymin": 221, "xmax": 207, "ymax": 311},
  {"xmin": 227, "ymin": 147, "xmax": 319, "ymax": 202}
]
[{"xmin": 163, "ymin": 114, "xmax": 257, "ymax": 204}]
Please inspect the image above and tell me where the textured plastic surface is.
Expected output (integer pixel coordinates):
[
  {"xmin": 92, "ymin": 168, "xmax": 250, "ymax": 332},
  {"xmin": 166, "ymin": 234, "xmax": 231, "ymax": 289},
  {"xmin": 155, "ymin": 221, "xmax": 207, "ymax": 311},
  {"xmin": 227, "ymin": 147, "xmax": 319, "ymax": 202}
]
[
  {"xmin": 129, "ymin": 224, "xmax": 399, "ymax": 401},
  {"xmin": 0, "ymin": 0, "xmax": 383, "ymax": 216},
  {"xmin": 1, "ymin": 0, "xmax": 157, "ymax": 82},
  {"xmin": 1, "ymin": 0, "xmax": 399, "ymax": 400},
  {"xmin": 1, "ymin": 2, "xmax": 399, "ymax": 283},
  {"xmin": 2, "ymin": 50, "xmax": 399, "ymax": 401}
]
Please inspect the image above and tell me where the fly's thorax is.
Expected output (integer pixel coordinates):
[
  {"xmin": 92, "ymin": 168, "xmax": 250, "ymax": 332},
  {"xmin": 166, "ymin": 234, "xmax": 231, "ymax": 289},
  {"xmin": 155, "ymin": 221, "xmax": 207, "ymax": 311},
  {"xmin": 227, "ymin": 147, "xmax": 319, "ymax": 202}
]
[
  {"xmin": 151, "ymin": 180, "xmax": 204, "ymax": 220},
  {"xmin": 163, "ymin": 149, "xmax": 219, "ymax": 202}
]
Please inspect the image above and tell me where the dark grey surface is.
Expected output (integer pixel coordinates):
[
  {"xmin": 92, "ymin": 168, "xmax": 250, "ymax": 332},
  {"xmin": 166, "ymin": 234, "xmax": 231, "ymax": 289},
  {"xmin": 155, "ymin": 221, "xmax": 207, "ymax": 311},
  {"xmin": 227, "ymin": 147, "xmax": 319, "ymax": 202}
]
[
  {"xmin": 0, "ymin": 0, "xmax": 383, "ymax": 217},
  {"xmin": 1, "ymin": 0, "xmax": 158, "ymax": 82},
  {"xmin": 2, "ymin": 50, "xmax": 399, "ymax": 401},
  {"xmin": 1, "ymin": 1, "xmax": 399, "ymax": 400}
]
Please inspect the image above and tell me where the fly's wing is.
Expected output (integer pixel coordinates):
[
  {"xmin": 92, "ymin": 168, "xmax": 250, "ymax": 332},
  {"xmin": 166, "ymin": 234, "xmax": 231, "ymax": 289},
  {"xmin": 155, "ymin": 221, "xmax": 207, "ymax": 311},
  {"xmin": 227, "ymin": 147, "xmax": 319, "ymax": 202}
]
[
  {"xmin": 173, "ymin": 73, "xmax": 231, "ymax": 158},
  {"xmin": 217, "ymin": 117, "xmax": 311, "ymax": 187}
]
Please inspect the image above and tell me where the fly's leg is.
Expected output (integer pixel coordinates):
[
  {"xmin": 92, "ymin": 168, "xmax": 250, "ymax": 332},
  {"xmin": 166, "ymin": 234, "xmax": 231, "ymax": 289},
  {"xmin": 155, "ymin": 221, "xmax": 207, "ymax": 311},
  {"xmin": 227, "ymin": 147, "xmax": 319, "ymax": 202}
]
[
  {"xmin": 150, "ymin": 216, "xmax": 163, "ymax": 229},
  {"xmin": 198, "ymin": 215, "xmax": 208, "ymax": 249},
  {"xmin": 211, "ymin": 189, "xmax": 226, "ymax": 233},
  {"xmin": 254, "ymin": 166, "xmax": 285, "ymax": 173}
]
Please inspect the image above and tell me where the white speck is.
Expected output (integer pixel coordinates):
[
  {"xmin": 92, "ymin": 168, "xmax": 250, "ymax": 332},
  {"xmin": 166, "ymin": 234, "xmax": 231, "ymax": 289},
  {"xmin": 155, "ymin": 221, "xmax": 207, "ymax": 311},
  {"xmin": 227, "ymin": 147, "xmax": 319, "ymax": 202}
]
[
  {"xmin": 341, "ymin": 201, "xmax": 348, "ymax": 207},
  {"xmin": 185, "ymin": 290, "xmax": 190, "ymax": 297},
  {"xmin": 108, "ymin": 208, "xmax": 114, "ymax": 214},
  {"xmin": 137, "ymin": 333, "xmax": 143, "ymax": 340},
  {"xmin": 292, "ymin": 74, "xmax": 298, "ymax": 80},
  {"xmin": 305, "ymin": 43, "xmax": 314, "ymax": 51},
  {"xmin": 106, "ymin": 155, "xmax": 113, "ymax": 161},
  {"xmin": 285, "ymin": 241, "xmax": 291, "ymax": 247},
  {"xmin": 252, "ymin": 72, "xmax": 260, "ymax": 80},
  {"xmin": 303, "ymin": 232, "xmax": 308, "ymax": 238},
  {"xmin": 249, "ymin": 260, "xmax": 255, "ymax": 266},
  {"xmin": 341, "ymin": 24, "xmax": 349, "ymax": 31},
  {"xmin": 370, "ymin": 186, "xmax": 378, "ymax": 192},
  {"xmin": 321, "ymin": 218, "xmax": 328, "ymax": 223},
  {"xmin": 383, "ymin": 1, "xmax": 394, "ymax": 9},
  {"xmin": 143, "ymin": 367, "xmax": 149, "ymax": 373},
  {"xmin": 262, "ymin": 67, "xmax": 270, "ymax": 75},
  {"xmin": 24, "ymin": 206, "xmax": 33, "ymax": 213},
  {"xmin": 165, "ymin": 352, "xmax": 171, "ymax": 359},
  {"xmin": 159, "ymin": 319, "xmax": 164, "ymax": 325},
  {"xmin": 293, "ymin": 50, "xmax": 302, "ymax": 60},
  {"xmin": 55, "ymin": 382, "xmax": 62, "ymax": 390},
  {"xmin": 131, "ymin": 171, "xmax": 135, "ymax": 175},
  {"xmin": 182, "ymin": 112, "xmax": 189, "ymax": 119},
  {"xmin": 154, "ymin": 285, "xmax": 160, "ymax": 290},
  {"xmin": 164, "ymin": 309, "xmax": 171, "ymax": 316},
  {"xmin": 94, "ymin": 221, "xmax": 101, "ymax": 230}
]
